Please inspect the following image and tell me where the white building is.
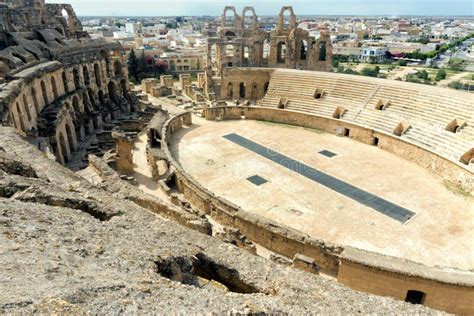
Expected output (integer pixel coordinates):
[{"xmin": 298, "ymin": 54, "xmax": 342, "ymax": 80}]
[{"xmin": 125, "ymin": 22, "xmax": 142, "ymax": 35}]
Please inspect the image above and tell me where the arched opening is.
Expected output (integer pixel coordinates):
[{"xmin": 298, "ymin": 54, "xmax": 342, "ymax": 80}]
[
  {"xmin": 15, "ymin": 102, "xmax": 25, "ymax": 131},
  {"xmin": 113, "ymin": 60, "xmax": 123, "ymax": 76},
  {"xmin": 243, "ymin": 46, "xmax": 249, "ymax": 65},
  {"xmin": 82, "ymin": 66, "xmax": 91, "ymax": 86},
  {"xmin": 88, "ymin": 88, "xmax": 97, "ymax": 111},
  {"xmin": 82, "ymin": 65, "xmax": 90, "ymax": 85},
  {"xmin": 251, "ymin": 83, "xmax": 258, "ymax": 99},
  {"xmin": 58, "ymin": 132, "xmax": 69, "ymax": 163},
  {"xmin": 51, "ymin": 76, "xmax": 58, "ymax": 99},
  {"xmin": 66, "ymin": 122, "xmax": 75, "ymax": 151},
  {"xmin": 277, "ymin": 42, "xmax": 286, "ymax": 64},
  {"xmin": 40, "ymin": 80, "xmax": 48, "ymax": 105},
  {"xmin": 72, "ymin": 96, "xmax": 81, "ymax": 113},
  {"xmin": 61, "ymin": 9, "xmax": 70, "ymax": 26},
  {"xmin": 282, "ymin": 9, "xmax": 292, "ymax": 30},
  {"xmin": 62, "ymin": 71, "xmax": 68, "ymax": 93},
  {"xmin": 263, "ymin": 39, "xmax": 270, "ymax": 62},
  {"xmin": 319, "ymin": 42, "xmax": 327, "ymax": 61},
  {"xmin": 226, "ymin": 44, "xmax": 235, "ymax": 58},
  {"xmin": 98, "ymin": 90, "xmax": 106, "ymax": 105},
  {"xmin": 108, "ymin": 81, "xmax": 119, "ymax": 104},
  {"xmin": 82, "ymin": 92, "xmax": 92, "ymax": 115},
  {"xmin": 31, "ymin": 87, "xmax": 39, "ymax": 114},
  {"xmin": 239, "ymin": 82, "xmax": 246, "ymax": 99},
  {"xmin": 100, "ymin": 50, "xmax": 111, "ymax": 77},
  {"xmin": 300, "ymin": 40, "xmax": 308, "ymax": 60},
  {"xmin": 224, "ymin": 8, "xmax": 235, "ymax": 28},
  {"xmin": 210, "ymin": 44, "xmax": 218, "ymax": 69},
  {"xmin": 372, "ymin": 137, "xmax": 379, "ymax": 146},
  {"xmin": 243, "ymin": 8, "xmax": 256, "ymax": 29},
  {"xmin": 73, "ymin": 68, "xmax": 81, "ymax": 89},
  {"xmin": 120, "ymin": 79, "xmax": 130, "ymax": 102},
  {"xmin": 264, "ymin": 82, "xmax": 269, "ymax": 94},
  {"xmin": 225, "ymin": 31, "xmax": 236, "ymax": 40},
  {"xmin": 227, "ymin": 82, "xmax": 233, "ymax": 99},
  {"xmin": 94, "ymin": 63, "xmax": 102, "ymax": 86},
  {"xmin": 22, "ymin": 95, "xmax": 31, "ymax": 122},
  {"xmin": 405, "ymin": 290, "xmax": 425, "ymax": 305}
]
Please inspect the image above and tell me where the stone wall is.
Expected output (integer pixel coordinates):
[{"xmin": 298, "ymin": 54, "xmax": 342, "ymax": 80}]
[
  {"xmin": 160, "ymin": 107, "xmax": 473, "ymax": 314},
  {"xmin": 338, "ymin": 248, "xmax": 474, "ymax": 315},
  {"xmin": 0, "ymin": 25, "xmax": 135, "ymax": 167},
  {"xmin": 220, "ymin": 68, "xmax": 273, "ymax": 100}
]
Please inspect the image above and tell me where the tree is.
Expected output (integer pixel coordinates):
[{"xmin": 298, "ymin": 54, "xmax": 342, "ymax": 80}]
[
  {"xmin": 138, "ymin": 50, "xmax": 147, "ymax": 76},
  {"xmin": 436, "ymin": 69, "xmax": 447, "ymax": 81},
  {"xmin": 398, "ymin": 60, "xmax": 408, "ymax": 66},
  {"xmin": 127, "ymin": 49, "xmax": 139, "ymax": 81},
  {"xmin": 332, "ymin": 60, "xmax": 339, "ymax": 68},
  {"xmin": 154, "ymin": 59, "xmax": 168, "ymax": 76},
  {"xmin": 416, "ymin": 70, "xmax": 429, "ymax": 80}
]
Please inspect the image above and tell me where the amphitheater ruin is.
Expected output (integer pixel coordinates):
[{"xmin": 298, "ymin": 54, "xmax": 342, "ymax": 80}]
[{"xmin": 0, "ymin": 1, "xmax": 472, "ymax": 314}]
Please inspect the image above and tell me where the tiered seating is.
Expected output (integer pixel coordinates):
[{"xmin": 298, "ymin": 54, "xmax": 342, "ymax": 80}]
[
  {"xmin": 260, "ymin": 69, "xmax": 474, "ymax": 168},
  {"xmin": 261, "ymin": 69, "xmax": 378, "ymax": 118}
]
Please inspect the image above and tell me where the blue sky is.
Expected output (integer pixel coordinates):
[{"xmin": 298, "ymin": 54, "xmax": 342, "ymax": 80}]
[{"xmin": 47, "ymin": 0, "xmax": 474, "ymax": 17}]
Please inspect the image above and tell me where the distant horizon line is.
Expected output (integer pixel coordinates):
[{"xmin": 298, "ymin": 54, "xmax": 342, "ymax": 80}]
[{"xmin": 78, "ymin": 14, "xmax": 474, "ymax": 18}]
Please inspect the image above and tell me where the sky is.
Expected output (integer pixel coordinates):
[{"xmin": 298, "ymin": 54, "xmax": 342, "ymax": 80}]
[{"xmin": 47, "ymin": 0, "xmax": 474, "ymax": 17}]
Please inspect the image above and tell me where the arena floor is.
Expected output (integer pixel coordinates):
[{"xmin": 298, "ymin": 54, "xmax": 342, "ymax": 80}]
[{"xmin": 170, "ymin": 116, "xmax": 473, "ymax": 270}]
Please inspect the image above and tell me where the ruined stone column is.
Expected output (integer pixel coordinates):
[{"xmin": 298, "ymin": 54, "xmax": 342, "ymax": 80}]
[{"xmin": 112, "ymin": 130, "xmax": 135, "ymax": 174}]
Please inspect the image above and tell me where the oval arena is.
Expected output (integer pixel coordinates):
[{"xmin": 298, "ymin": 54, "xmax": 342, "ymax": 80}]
[
  {"xmin": 0, "ymin": 2, "xmax": 472, "ymax": 315},
  {"xmin": 153, "ymin": 68, "xmax": 473, "ymax": 314}
]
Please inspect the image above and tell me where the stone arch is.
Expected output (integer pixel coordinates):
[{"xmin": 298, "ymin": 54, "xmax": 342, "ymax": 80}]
[
  {"xmin": 72, "ymin": 95, "xmax": 81, "ymax": 113},
  {"xmin": 227, "ymin": 82, "xmax": 233, "ymax": 99},
  {"xmin": 251, "ymin": 83, "xmax": 258, "ymax": 99},
  {"xmin": 31, "ymin": 87, "xmax": 39, "ymax": 114},
  {"xmin": 300, "ymin": 40, "xmax": 308, "ymax": 60},
  {"xmin": 40, "ymin": 80, "xmax": 48, "ymax": 105},
  {"xmin": 263, "ymin": 39, "xmax": 270, "ymax": 61},
  {"xmin": 82, "ymin": 92, "xmax": 92, "ymax": 115},
  {"xmin": 15, "ymin": 102, "xmax": 25, "ymax": 131},
  {"xmin": 239, "ymin": 82, "xmax": 246, "ymax": 99},
  {"xmin": 88, "ymin": 88, "xmax": 98, "ymax": 111},
  {"xmin": 222, "ymin": 6, "xmax": 239, "ymax": 28},
  {"xmin": 94, "ymin": 63, "xmax": 102, "ymax": 86},
  {"xmin": 51, "ymin": 76, "xmax": 59, "ymax": 99},
  {"xmin": 319, "ymin": 42, "xmax": 327, "ymax": 61},
  {"xmin": 278, "ymin": 6, "xmax": 297, "ymax": 30},
  {"xmin": 277, "ymin": 42, "xmax": 287, "ymax": 63},
  {"xmin": 65, "ymin": 121, "xmax": 76, "ymax": 151},
  {"xmin": 242, "ymin": 7, "xmax": 257, "ymax": 29},
  {"xmin": 243, "ymin": 46, "xmax": 250, "ymax": 65},
  {"xmin": 58, "ymin": 131, "xmax": 70, "ymax": 163},
  {"xmin": 100, "ymin": 50, "xmax": 111, "ymax": 77},
  {"xmin": 62, "ymin": 71, "xmax": 69, "ymax": 93},
  {"xmin": 113, "ymin": 60, "xmax": 123, "ymax": 76},
  {"xmin": 82, "ymin": 65, "xmax": 90, "ymax": 85},
  {"xmin": 22, "ymin": 94, "xmax": 32, "ymax": 122},
  {"xmin": 120, "ymin": 79, "xmax": 130, "ymax": 102},
  {"xmin": 73, "ymin": 68, "xmax": 81, "ymax": 89},
  {"xmin": 108, "ymin": 81, "xmax": 119, "ymax": 104},
  {"xmin": 98, "ymin": 90, "xmax": 106, "ymax": 105}
]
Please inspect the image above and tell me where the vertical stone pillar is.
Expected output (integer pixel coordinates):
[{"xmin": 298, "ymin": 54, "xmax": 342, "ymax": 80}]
[{"xmin": 112, "ymin": 131, "xmax": 134, "ymax": 174}]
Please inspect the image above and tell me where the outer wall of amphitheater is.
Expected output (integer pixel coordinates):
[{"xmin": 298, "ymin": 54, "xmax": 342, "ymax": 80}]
[{"xmin": 159, "ymin": 107, "xmax": 473, "ymax": 315}]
